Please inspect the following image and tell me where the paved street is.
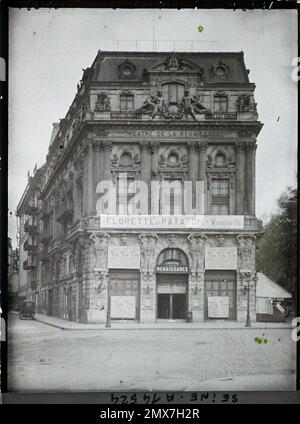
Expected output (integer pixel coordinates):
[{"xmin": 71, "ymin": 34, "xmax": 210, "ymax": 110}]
[{"xmin": 8, "ymin": 314, "xmax": 296, "ymax": 392}]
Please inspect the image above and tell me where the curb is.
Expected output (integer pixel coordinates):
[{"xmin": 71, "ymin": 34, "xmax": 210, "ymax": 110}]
[{"xmin": 33, "ymin": 317, "xmax": 294, "ymax": 332}]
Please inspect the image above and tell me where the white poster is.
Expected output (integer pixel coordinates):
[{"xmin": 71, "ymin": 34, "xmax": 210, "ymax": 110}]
[
  {"xmin": 208, "ymin": 296, "xmax": 229, "ymax": 318},
  {"xmin": 108, "ymin": 246, "xmax": 140, "ymax": 269},
  {"xmin": 205, "ymin": 247, "xmax": 238, "ymax": 270},
  {"xmin": 111, "ymin": 296, "xmax": 136, "ymax": 319}
]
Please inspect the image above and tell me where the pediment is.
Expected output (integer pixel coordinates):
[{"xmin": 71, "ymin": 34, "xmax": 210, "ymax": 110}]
[{"xmin": 150, "ymin": 52, "xmax": 202, "ymax": 74}]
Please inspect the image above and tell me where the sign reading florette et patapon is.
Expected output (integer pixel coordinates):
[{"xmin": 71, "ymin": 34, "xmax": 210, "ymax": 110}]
[{"xmin": 99, "ymin": 215, "xmax": 244, "ymax": 230}]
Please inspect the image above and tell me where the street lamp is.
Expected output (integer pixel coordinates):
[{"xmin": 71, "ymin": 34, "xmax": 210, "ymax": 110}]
[
  {"xmin": 240, "ymin": 272, "xmax": 258, "ymax": 328},
  {"xmin": 105, "ymin": 273, "xmax": 111, "ymax": 328}
]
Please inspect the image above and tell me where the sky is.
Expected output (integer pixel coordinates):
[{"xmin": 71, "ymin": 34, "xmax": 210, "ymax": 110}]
[{"xmin": 8, "ymin": 8, "xmax": 298, "ymax": 247}]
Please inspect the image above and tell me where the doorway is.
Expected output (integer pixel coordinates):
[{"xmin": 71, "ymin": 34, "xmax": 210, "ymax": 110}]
[{"xmin": 157, "ymin": 274, "xmax": 188, "ymax": 320}]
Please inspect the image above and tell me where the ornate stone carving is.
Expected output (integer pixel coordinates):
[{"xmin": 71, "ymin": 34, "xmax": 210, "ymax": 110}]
[
  {"xmin": 236, "ymin": 94, "xmax": 253, "ymax": 112},
  {"xmin": 216, "ymin": 234, "xmax": 225, "ymax": 247},
  {"xmin": 95, "ymin": 93, "xmax": 111, "ymax": 112},
  {"xmin": 236, "ymin": 234, "xmax": 256, "ymax": 269},
  {"xmin": 119, "ymin": 234, "xmax": 128, "ymax": 246},
  {"xmin": 206, "ymin": 154, "xmax": 213, "ymax": 169},
  {"xmin": 139, "ymin": 233, "xmax": 158, "ymax": 275},
  {"xmin": 164, "ymin": 52, "xmax": 182, "ymax": 71},
  {"xmin": 90, "ymin": 232, "xmax": 110, "ymax": 269},
  {"xmin": 187, "ymin": 233, "xmax": 207, "ymax": 275},
  {"xmin": 180, "ymin": 89, "xmax": 207, "ymax": 120},
  {"xmin": 167, "ymin": 234, "xmax": 178, "ymax": 247}
]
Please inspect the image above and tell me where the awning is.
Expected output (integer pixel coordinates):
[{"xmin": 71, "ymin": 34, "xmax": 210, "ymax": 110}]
[{"xmin": 256, "ymin": 272, "xmax": 292, "ymax": 299}]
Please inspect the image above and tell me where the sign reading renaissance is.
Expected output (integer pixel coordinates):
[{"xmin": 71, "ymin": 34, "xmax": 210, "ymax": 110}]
[
  {"xmin": 108, "ymin": 246, "xmax": 140, "ymax": 269},
  {"xmin": 156, "ymin": 260, "xmax": 189, "ymax": 273},
  {"xmin": 100, "ymin": 215, "xmax": 244, "ymax": 230},
  {"xmin": 207, "ymin": 296, "xmax": 229, "ymax": 318},
  {"xmin": 205, "ymin": 247, "xmax": 238, "ymax": 270},
  {"xmin": 110, "ymin": 296, "xmax": 136, "ymax": 319}
]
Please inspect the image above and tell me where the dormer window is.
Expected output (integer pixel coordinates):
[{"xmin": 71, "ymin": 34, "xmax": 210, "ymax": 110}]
[
  {"xmin": 162, "ymin": 82, "xmax": 185, "ymax": 105},
  {"xmin": 118, "ymin": 60, "xmax": 136, "ymax": 80}
]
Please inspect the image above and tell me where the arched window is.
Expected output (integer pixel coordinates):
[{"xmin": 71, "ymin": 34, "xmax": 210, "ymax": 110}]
[
  {"xmin": 157, "ymin": 248, "xmax": 188, "ymax": 268},
  {"xmin": 161, "ymin": 82, "xmax": 185, "ymax": 105}
]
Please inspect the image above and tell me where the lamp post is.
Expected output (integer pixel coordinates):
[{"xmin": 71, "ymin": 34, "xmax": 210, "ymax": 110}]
[
  {"xmin": 105, "ymin": 273, "xmax": 111, "ymax": 328},
  {"xmin": 240, "ymin": 272, "xmax": 258, "ymax": 328}
]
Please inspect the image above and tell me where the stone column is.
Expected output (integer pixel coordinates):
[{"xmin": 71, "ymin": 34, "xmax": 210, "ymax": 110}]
[
  {"xmin": 92, "ymin": 140, "xmax": 103, "ymax": 215},
  {"xmin": 102, "ymin": 140, "xmax": 112, "ymax": 182},
  {"xmin": 150, "ymin": 141, "xmax": 160, "ymax": 178},
  {"xmin": 150, "ymin": 141, "xmax": 160, "ymax": 214},
  {"xmin": 245, "ymin": 142, "xmax": 257, "ymax": 215},
  {"xmin": 74, "ymin": 154, "xmax": 84, "ymax": 221},
  {"xmin": 198, "ymin": 142, "xmax": 207, "ymax": 214},
  {"xmin": 140, "ymin": 141, "xmax": 151, "ymax": 213},
  {"xmin": 235, "ymin": 141, "xmax": 246, "ymax": 215},
  {"xmin": 139, "ymin": 233, "xmax": 158, "ymax": 323},
  {"xmin": 188, "ymin": 141, "xmax": 198, "ymax": 209},
  {"xmin": 82, "ymin": 144, "xmax": 89, "ymax": 216}
]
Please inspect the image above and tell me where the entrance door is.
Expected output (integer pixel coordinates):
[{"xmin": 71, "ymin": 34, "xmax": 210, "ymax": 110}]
[
  {"xmin": 204, "ymin": 271, "xmax": 236, "ymax": 320},
  {"xmin": 157, "ymin": 274, "xmax": 188, "ymax": 320}
]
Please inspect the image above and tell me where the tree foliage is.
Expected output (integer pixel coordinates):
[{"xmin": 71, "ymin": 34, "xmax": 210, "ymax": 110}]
[{"xmin": 256, "ymin": 187, "xmax": 297, "ymax": 294}]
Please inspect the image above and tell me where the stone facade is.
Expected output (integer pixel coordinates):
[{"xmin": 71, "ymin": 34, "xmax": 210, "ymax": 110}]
[{"xmin": 17, "ymin": 51, "xmax": 263, "ymax": 323}]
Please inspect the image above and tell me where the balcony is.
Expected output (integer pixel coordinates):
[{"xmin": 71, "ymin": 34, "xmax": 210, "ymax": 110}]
[
  {"xmin": 24, "ymin": 239, "xmax": 37, "ymax": 253},
  {"xmin": 25, "ymin": 204, "xmax": 39, "ymax": 215},
  {"xmin": 56, "ymin": 198, "xmax": 74, "ymax": 223},
  {"xmin": 23, "ymin": 259, "xmax": 35, "ymax": 270},
  {"xmin": 24, "ymin": 218, "xmax": 39, "ymax": 235},
  {"xmin": 40, "ymin": 232, "xmax": 53, "ymax": 245},
  {"xmin": 205, "ymin": 112, "xmax": 237, "ymax": 120},
  {"xmin": 40, "ymin": 205, "xmax": 52, "ymax": 220}
]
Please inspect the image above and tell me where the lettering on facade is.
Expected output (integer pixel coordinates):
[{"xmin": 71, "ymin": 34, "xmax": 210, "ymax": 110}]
[
  {"xmin": 100, "ymin": 215, "xmax": 244, "ymax": 230},
  {"xmin": 156, "ymin": 260, "xmax": 189, "ymax": 273},
  {"xmin": 122, "ymin": 130, "xmax": 224, "ymax": 139}
]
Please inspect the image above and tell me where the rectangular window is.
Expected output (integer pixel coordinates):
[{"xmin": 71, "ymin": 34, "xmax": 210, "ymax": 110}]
[
  {"xmin": 117, "ymin": 175, "xmax": 136, "ymax": 214},
  {"xmin": 162, "ymin": 83, "xmax": 185, "ymax": 105},
  {"xmin": 120, "ymin": 95, "xmax": 134, "ymax": 111},
  {"xmin": 211, "ymin": 178, "xmax": 229, "ymax": 215},
  {"xmin": 214, "ymin": 95, "xmax": 228, "ymax": 112},
  {"xmin": 160, "ymin": 178, "xmax": 183, "ymax": 215}
]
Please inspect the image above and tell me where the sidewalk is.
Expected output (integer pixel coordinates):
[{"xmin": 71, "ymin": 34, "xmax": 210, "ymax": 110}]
[{"xmin": 12, "ymin": 311, "xmax": 294, "ymax": 331}]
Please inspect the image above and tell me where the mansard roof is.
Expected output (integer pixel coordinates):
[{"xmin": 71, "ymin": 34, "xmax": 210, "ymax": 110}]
[{"xmin": 90, "ymin": 50, "xmax": 251, "ymax": 84}]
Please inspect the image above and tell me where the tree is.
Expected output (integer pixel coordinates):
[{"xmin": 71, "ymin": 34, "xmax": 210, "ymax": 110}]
[{"xmin": 256, "ymin": 187, "xmax": 297, "ymax": 294}]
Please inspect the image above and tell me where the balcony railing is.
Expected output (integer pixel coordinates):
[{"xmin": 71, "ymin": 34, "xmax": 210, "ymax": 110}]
[
  {"xmin": 24, "ymin": 239, "xmax": 37, "ymax": 253},
  {"xmin": 40, "ymin": 205, "xmax": 52, "ymax": 220},
  {"xmin": 205, "ymin": 112, "xmax": 237, "ymax": 120},
  {"xmin": 25, "ymin": 204, "xmax": 39, "ymax": 215},
  {"xmin": 40, "ymin": 233, "xmax": 53, "ymax": 246},
  {"xmin": 110, "ymin": 111, "xmax": 142, "ymax": 120},
  {"xmin": 23, "ymin": 259, "xmax": 35, "ymax": 270},
  {"xmin": 24, "ymin": 219, "xmax": 39, "ymax": 235},
  {"xmin": 56, "ymin": 198, "xmax": 74, "ymax": 223}
]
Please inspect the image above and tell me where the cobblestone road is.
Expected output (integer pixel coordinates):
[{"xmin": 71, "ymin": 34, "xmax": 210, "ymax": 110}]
[{"xmin": 8, "ymin": 315, "xmax": 296, "ymax": 391}]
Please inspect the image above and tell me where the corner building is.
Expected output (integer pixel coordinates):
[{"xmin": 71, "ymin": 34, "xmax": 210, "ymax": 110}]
[{"xmin": 22, "ymin": 51, "xmax": 263, "ymax": 323}]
